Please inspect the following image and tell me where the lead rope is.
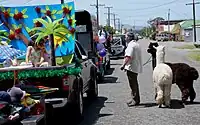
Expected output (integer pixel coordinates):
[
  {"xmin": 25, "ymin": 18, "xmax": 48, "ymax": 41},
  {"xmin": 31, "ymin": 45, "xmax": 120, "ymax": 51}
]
[{"xmin": 143, "ymin": 56, "xmax": 152, "ymax": 66}]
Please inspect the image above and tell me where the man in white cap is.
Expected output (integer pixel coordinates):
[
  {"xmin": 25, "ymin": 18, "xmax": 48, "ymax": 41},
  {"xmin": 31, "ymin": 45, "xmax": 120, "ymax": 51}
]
[{"xmin": 120, "ymin": 32, "xmax": 142, "ymax": 107}]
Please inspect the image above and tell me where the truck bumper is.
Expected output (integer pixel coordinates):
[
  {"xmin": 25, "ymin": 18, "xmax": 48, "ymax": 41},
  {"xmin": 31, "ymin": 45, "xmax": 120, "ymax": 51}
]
[
  {"xmin": 21, "ymin": 115, "xmax": 44, "ymax": 125},
  {"xmin": 45, "ymin": 98, "xmax": 68, "ymax": 109}
]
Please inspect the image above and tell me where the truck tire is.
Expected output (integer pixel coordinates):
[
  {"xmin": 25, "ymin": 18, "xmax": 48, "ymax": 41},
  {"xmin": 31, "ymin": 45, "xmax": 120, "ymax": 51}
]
[
  {"xmin": 45, "ymin": 102, "xmax": 54, "ymax": 125},
  {"xmin": 87, "ymin": 70, "xmax": 98, "ymax": 100},
  {"xmin": 68, "ymin": 78, "xmax": 83, "ymax": 119},
  {"xmin": 77, "ymin": 88, "xmax": 83, "ymax": 117}
]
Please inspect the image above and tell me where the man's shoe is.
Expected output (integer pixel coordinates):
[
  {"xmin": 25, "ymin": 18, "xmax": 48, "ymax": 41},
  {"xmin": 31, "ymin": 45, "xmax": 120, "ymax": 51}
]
[{"xmin": 126, "ymin": 100, "xmax": 139, "ymax": 107}]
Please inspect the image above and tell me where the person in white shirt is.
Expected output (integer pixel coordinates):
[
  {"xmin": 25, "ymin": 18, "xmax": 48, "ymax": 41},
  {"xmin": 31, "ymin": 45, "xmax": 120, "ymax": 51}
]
[{"xmin": 120, "ymin": 32, "xmax": 142, "ymax": 107}]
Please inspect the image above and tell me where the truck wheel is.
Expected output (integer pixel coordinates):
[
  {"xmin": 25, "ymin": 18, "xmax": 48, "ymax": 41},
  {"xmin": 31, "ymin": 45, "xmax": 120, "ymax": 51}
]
[
  {"xmin": 68, "ymin": 78, "xmax": 83, "ymax": 119},
  {"xmin": 87, "ymin": 73, "xmax": 98, "ymax": 100},
  {"xmin": 77, "ymin": 90, "xmax": 83, "ymax": 116},
  {"xmin": 45, "ymin": 102, "xmax": 54, "ymax": 125}
]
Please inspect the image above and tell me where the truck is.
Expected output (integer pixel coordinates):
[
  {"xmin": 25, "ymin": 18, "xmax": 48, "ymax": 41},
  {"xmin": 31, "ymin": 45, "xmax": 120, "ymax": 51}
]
[
  {"xmin": 0, "ymin": 3, "xmax": 98, "ymax": 125},
  {"xmin": 76, "ymin": 10, "xmax": 111, "ymax": 82}
]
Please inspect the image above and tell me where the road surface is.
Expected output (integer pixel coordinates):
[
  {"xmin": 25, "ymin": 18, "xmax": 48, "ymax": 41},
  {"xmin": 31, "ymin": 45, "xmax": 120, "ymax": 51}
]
[{"xmin": 78, "ymin": 39, "xmax": 200, "ymax": 125}]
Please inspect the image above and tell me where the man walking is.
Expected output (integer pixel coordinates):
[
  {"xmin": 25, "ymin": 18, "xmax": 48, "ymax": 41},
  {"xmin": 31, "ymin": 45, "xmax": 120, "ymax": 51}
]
[{"xmin": 121, "ymin": 32, "xmax": 143, "ymax": 107}]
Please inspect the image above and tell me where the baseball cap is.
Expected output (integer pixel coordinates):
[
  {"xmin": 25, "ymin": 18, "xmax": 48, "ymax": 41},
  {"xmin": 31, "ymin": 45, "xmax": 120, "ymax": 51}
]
[{"xmin": 7, "ymin": 87, "xmax": 26, "ymax": 103}]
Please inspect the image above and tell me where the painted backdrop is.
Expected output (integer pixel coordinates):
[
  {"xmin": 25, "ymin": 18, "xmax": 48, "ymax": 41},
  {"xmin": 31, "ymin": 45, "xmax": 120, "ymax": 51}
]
[{"xmin": 0, "ymin": 1, "xmax": 76, "ymax": 58}]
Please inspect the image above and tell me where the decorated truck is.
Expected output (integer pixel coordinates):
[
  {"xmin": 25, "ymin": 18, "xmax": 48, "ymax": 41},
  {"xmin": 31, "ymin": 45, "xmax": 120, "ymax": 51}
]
[{"xmin": 0, "ymin": 1, "xmax": 98, "ymax": 124}]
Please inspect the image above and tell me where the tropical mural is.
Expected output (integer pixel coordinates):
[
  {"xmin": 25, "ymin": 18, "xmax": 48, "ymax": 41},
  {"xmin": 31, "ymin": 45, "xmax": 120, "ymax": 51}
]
[{"xmin": 0, "ymin": 2, "xmax": 76, "ymax": 58}]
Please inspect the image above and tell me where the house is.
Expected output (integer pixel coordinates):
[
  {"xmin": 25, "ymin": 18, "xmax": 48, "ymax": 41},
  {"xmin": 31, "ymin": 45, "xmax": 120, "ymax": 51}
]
[
  {"xmin": 172, "ymin": 20, "xmax": 200, "ymax": 42},
  {"xmin": 156, "ymin": 20, "xmax": 185, "ymax": 34}
]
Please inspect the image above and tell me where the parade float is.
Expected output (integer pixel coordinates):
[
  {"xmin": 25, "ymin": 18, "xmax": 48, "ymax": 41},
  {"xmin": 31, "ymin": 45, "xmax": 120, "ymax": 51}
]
[{"xmin": 0, "ymin": 1, "xmax": 82, "ymax": 124}]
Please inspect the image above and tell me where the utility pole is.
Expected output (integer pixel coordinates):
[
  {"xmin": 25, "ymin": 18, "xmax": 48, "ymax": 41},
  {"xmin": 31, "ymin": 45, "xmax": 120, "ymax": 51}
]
[
  {"xmin": 104, "ymin": 6, "xmax": 113, "ymax": 26},
  {"xmin": 61, "ymin": 0, "xmax": 64, "ymax": 4},
  {"xmin": 186, "ymin": 1, "xmax": 200, "ymax": 43},
  {"xmin": 111, "ymin": 13, "xmax": 117, "ymax": 30},
  {"xmin": 133, "ymin": 20, "xmax": 136, "ymax": 31},
  {"xmin": 168, "ymin": 9, "xmax": 170, "ymax": 33},
  {"xmin": 121, "ymin": 24, "xmax": 124, "ymax": 33},
  {"xmin": 116, "ymin": 18, "xmax": 120, "ymax": 32},
  {"xmin": 91, "ymin": 0, "xmax": 105, "ymax": 30}
]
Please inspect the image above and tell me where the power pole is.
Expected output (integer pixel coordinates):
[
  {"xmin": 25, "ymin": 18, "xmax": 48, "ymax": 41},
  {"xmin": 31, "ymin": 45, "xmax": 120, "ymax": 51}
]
[
  {"xmin": 111, "ymin": 13, "xmax": 117, "ymax": 30},
  {"xmin": 91, "ymin": 0, "xmax": 105, "ymax": 30},
  {"xmin": 186, "ymin": 1, "xmax": 200, "ymax": 43},
  {"xmin": 121, "ymin": 24, "xmax": 124, "ymax": 33},
  {"xmin": 168, "ymin": 9, "xmax": 170, "ymax": 33},
  {"xmin": 133, "ymin": 20, "xmax": 136, "ymax": 31},
  {"xmin": 104, "ymin": 6, "xmax": 113, "ymax": 26},
  {"xmin": 116, "ymin": 18, "xmax": 120, "ymax": 32},
  {"xmin": 61, "ymin": 0, "xmax": 64, "ymax": 4}
]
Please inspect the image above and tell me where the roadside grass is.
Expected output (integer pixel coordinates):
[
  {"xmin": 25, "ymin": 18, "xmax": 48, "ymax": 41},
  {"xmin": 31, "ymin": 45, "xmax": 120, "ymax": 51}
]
[
  {"xmin": 187, "ymin": 50, "xmax": 200, "ymax": 61},
  {"xmin": 174, "ymin": 44, "xmax": 196, "ymax": 49}
]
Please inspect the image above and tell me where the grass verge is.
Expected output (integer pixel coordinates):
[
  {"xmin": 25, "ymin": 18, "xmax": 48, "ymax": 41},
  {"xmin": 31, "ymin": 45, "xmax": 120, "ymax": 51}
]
[
  {"xmin": 188, "ymin": 50, "xmax": 200, "ymax": 61},
  {"xmin": 174, "ymin": 44, "xmax": 196, "ymax": 49}
]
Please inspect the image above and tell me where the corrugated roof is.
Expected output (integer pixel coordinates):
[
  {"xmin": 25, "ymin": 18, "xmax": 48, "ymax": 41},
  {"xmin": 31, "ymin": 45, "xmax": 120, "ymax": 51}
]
[
  {"xmin": 180, "ymin": 20, "xmax": 200, "ymax": 29},
  {"xmin": 0, "ymin": 45, "xmax": 26, "ymax": 63}
]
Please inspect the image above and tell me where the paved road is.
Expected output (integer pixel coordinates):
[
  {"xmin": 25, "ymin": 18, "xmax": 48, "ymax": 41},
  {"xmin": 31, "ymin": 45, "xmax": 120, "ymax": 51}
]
[{"xmin": 79, "ymin": 39, "xmax": 200, "ymax": 125}]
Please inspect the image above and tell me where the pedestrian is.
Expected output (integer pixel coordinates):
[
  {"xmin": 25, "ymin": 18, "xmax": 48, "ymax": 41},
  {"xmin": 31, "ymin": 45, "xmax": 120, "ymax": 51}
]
[{"xmin": 120, "ymin": 32, "xmax": 143, "ymax": 107}]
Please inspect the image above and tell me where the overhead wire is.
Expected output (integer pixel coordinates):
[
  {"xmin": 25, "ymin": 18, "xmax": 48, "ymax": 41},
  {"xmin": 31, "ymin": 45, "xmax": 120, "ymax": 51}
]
[
  {"xmin": 113, "ymin": 0, "xmax": 189, "ymax": 11},
  {"xmin": 170, "ymin": 9, "xmax": 190, "ymax": 19}
]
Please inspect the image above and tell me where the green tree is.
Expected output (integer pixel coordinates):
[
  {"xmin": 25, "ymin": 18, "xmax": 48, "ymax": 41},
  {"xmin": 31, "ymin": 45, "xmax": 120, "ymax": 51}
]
[
  {"xmin": 31, "ymin": 16, "xmax": 71, "ymax": 66},
  {"xmin": 104, "ymin": 25, "xmax": 115, "ymax": 34}
]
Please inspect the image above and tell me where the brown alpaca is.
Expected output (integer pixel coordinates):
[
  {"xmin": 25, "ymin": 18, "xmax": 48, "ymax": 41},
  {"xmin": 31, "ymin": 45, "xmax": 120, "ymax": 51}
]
[
  {"xmin": 148, "ymin": 42, "xmax": 199, "ymax": 104},
  {"xmin": 165, "ymin": 63, "xmax": 199, "ymax": 104}
]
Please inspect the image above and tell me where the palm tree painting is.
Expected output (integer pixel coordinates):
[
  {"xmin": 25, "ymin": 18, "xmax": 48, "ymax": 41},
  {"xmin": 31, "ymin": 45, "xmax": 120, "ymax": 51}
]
[
  {"xmin": 31, "ymin": 16, "xmax": 71, "ymax": 66},
  {"xmin": 0, "ymin": 23, "xmax": 10, "ymax": 44},
  {"xmin": 0, "ymin": 1, "xmax": 76, "ymax": 63}
]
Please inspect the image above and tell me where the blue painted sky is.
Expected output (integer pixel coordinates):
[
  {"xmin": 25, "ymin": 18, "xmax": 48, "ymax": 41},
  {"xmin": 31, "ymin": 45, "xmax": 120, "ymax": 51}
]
[{"xmin": 0, "ymin": 0, "xmax": 198, "ymax": 26}]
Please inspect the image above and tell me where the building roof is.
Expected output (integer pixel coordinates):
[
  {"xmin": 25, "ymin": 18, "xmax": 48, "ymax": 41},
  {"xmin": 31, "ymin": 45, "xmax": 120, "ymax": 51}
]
[
  {"xmin": 180, "ymin": 20, "xmax": 200, "ymax": 29},
  {"xmin": 159, "ymin": 19, "xmax": 186, "ymax": 25}
]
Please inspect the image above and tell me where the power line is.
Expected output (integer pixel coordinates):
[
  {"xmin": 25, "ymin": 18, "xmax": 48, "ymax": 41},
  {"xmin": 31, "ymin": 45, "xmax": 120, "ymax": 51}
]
[
  {"xmin": 170, "ymin": 9, "xmax": 189, "ymax": 18},
  {"xmin": 113, "ymin": 0, "xmax": 187, "ymax": 11}
]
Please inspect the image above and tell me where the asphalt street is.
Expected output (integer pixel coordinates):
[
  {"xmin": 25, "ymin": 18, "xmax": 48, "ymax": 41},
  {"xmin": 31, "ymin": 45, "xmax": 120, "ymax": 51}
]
[{"xmin": 78, "ymin": 39, "xmax": 200, "ymax": 125}]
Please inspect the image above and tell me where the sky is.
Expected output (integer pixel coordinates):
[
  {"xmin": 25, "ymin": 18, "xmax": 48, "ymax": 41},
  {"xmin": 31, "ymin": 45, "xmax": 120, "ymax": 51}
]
[{"xmin": 0, "ymin": 0, "xmax": 199, "ymax": 27}]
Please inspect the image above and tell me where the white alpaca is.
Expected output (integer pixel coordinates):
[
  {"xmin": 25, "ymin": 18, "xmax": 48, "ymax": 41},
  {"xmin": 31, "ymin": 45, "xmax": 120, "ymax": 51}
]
[{"xmin": 153, "ymin": 45, "xmax": 173, "ymax": 108}]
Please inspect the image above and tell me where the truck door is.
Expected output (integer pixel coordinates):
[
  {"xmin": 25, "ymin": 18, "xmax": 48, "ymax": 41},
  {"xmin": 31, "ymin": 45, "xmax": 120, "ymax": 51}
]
[{"xmin": 76, "ymin": 42, "xmax": 92, "ymax": 85}]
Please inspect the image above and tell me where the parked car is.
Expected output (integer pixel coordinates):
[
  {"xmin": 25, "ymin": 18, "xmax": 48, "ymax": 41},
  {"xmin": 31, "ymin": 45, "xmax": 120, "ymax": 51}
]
[
  {"xmin": 155, "ymin": 34, "xmax": 169, "ymax": 41},
  {"xmin": 111, "ymin": 36, "xmax": 126, "ymax": 57}
]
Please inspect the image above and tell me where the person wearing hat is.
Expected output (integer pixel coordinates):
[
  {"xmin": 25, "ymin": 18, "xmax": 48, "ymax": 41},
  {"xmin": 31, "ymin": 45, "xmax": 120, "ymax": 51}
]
[
  {"xmin": 7, "ymin": 87, "xmax": 27, "ymax": 104},
  {"xmin": 7, "ymin": 87, "xmax": 39, "ymax": 105},
  {"xmin": 120, "ymin": 32, "xmax": 143, "ymax": 107}
]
